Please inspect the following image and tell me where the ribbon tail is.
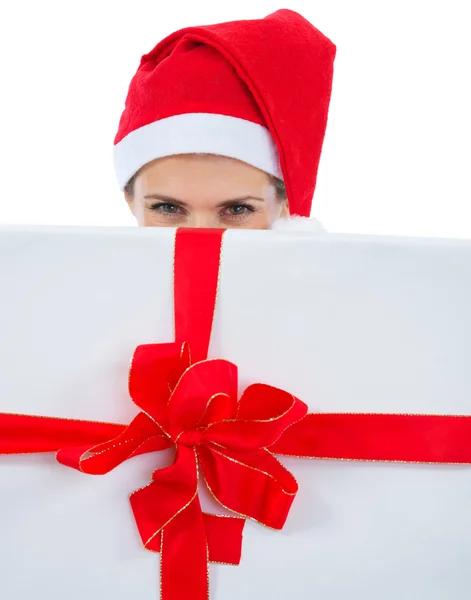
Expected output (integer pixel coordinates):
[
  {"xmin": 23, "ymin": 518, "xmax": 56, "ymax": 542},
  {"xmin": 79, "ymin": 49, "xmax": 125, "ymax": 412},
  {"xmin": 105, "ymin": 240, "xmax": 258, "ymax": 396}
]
[
  {"xmin": 161, "ymin": 496, "xmax": 208, "ymax": 600},
  {"xmin": 121, "ymin": 511, "xmax": 244, "ymax": 566},
  {"xmin": 204, "ymin": 513, "xmax": 245, "ymax": 565},
  {"xmin": 272, "ymin": 413, "xmax": 471, "ymax": 463}
]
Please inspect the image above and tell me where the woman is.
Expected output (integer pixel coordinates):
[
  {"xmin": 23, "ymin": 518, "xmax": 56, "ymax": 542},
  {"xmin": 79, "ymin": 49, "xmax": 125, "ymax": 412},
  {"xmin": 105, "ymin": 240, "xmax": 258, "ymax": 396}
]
[{"xmin": 113, "ymin": 9, "xmax": 336, "ymax": 230}]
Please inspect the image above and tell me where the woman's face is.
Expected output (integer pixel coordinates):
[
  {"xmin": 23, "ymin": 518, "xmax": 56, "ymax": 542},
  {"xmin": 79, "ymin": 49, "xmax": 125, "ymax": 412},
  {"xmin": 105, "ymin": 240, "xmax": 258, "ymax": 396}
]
[{"xmin": 125, "ymin": 154, "xmax": 288, "ymax": 229}]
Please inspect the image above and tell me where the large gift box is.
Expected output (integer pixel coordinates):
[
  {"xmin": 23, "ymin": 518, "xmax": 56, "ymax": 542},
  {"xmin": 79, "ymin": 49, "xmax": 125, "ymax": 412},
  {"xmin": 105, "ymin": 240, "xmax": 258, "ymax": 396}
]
[{"xmin": 1, "ymin": 225, "xmax": 471, "ymax": 599}]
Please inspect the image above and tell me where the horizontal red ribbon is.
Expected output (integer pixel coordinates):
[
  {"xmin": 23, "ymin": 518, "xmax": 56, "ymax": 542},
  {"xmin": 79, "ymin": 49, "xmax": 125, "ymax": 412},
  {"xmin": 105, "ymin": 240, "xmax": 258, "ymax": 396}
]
[
  {"xmin": 3, "ymin": 410, "xmax": 471, "ymax": 464},
  {"xmin": 0, "ymin": 413, "xmax": 125, "ymax": 454},
  {"xmin": 272, "ymin": 412, "xmax": 471, "ymax": 463}
]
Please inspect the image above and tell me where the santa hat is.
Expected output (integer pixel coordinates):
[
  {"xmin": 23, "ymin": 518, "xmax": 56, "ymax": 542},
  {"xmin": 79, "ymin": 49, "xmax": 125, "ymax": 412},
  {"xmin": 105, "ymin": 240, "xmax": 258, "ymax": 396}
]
[{"xmin": 114, "ymin": 9, "xmax": 336, "ymax": 217}]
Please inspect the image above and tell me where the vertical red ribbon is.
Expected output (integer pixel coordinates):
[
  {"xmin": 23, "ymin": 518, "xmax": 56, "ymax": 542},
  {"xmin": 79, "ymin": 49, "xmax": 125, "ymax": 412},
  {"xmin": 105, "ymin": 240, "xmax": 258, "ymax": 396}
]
[
  {"xmin": 174, "ymin": 228, "xmax": 224, "ymax": 364},
  {"xmin": 164, "ymin": 228, "xmax": 225, "ymax": 599}
]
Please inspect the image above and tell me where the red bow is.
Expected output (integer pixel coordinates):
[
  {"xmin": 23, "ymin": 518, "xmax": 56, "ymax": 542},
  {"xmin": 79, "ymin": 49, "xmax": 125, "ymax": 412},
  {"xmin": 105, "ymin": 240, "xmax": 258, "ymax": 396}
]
[{"xmin": 53, "ymin": 340, "xmax": 308, "ymax": 598}]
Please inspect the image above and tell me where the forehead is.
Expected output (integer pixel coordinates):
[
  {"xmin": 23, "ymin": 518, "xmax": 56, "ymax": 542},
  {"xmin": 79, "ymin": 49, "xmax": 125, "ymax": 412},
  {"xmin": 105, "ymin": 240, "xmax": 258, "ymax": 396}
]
[{"xmin": 134, "ymin": 154, "xmax": 274, "ymax": 201}]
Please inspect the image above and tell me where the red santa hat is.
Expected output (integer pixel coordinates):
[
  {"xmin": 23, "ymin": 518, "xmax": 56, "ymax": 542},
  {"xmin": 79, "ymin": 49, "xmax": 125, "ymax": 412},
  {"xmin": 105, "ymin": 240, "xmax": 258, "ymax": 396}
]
[{"xmin": 114, "ymin": 9, "xmax": 336, "ymax": 217}]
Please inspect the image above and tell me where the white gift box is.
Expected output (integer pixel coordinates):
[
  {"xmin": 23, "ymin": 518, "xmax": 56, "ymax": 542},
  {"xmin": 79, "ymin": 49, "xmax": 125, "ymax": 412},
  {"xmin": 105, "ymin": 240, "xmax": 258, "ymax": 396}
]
[{"xmin": 1, "ymin": 225, "xmax": 471, "ymax": 599}]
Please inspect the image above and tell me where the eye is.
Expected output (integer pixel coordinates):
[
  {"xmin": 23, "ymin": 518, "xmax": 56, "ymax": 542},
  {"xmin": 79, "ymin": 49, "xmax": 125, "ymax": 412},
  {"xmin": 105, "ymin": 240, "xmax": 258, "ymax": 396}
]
[
  {"xmin": 228, "ymin": 205, "xmax": 249, "ymax": 215},
  {"xmin": 221, "ymin": 203, "xmax": 256, "ymax": 220},
  {"xmin": 149, "ymin": 202, "xmax": 186, "ymax": 219},
  {"xmin": 151, "ymin": 202, "xmax": 181, "ymax": 214}
]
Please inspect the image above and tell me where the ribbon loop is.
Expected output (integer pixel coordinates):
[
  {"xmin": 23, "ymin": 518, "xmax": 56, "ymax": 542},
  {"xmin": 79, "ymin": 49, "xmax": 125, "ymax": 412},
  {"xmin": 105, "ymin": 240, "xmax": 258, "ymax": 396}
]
[
  {"xmin": 167, "ymin": 359, "xmax": 238, "ymax": 432},
  {"xmin": 56, "ymin": 412, "xmax": 171, "ymax": 475},
  {"xmin": 199, "ymin": 445, "xmax": 298, "ymax": 529},
  {"xmin": 129, "ymin": 343, "xmax": 190, "ymax": 429},
  {"xmin": 202, "ymin": 384, "xmax": 308, "ymax": 451}
]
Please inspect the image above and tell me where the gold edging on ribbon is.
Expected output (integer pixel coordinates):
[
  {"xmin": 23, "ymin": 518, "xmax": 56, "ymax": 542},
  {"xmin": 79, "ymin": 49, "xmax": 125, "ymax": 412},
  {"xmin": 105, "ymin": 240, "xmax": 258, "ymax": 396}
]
[
  {"xmin": 0, "ymin": 411, "xmax": 123, "ymax": 426},
  {"xmin": 274, "ymin": 454, "xmax": 471, "ymax": 466},
  {"xmin": 195, "ymin": 392, "xmax": 234, "ymax": 429}
]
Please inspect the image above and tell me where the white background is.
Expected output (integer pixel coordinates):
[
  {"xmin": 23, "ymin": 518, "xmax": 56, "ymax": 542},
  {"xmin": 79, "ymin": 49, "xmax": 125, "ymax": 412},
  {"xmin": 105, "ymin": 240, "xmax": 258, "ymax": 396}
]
[{"xmin": 0, "ymin": 0, "xmax": 469, "ymax": 238}]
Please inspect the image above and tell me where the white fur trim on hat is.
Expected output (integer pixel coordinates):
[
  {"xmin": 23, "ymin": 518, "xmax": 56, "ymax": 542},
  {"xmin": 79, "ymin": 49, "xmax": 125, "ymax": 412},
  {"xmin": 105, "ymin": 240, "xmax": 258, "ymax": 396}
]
[
  {"xmin": 271, "ymin": 216, "xmax": 327, "ymax": 233},
  {"xmin": 113, "ymin": 113, "xmax": 283, "ymax": 190}
]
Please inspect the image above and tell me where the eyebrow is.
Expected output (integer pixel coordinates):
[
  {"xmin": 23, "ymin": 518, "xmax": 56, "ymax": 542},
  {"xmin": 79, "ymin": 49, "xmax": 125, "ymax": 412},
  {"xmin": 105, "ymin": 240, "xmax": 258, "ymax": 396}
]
[{"xmin": 143, "ymin": 193, "xmax": 266, "ymax": 207}]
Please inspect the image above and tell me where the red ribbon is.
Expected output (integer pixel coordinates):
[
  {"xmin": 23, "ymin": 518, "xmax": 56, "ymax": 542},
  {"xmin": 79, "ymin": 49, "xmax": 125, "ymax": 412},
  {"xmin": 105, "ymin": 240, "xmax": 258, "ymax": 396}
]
[{"xmin": 1, "ymin": 228, "xmax": 471, "ymax": 600}]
